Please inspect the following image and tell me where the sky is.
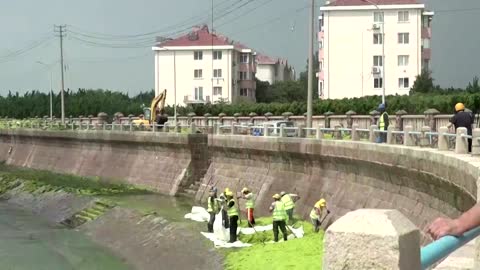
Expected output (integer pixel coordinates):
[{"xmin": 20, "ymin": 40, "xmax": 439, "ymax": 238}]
[{"xmin": 0, "ymin": 0, "xmax": 479, "ymax": 96}]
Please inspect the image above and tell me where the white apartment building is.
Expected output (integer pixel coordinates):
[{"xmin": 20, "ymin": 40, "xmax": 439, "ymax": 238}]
[
  {"xmin": 318, "ymin": 0, "xmax": 434, "ymax": 99},
  {"xmin": 256, "ymin": 54, "xmax": 296, "ymax": 84},
  {"xmin": 152, "ymin": 25, "xmax": 257, "ymax": 106}
]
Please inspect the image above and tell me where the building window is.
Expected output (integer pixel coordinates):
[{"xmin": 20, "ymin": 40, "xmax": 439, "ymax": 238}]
[
  {"xmin": 213, "ymin": 69, "xmax": 222, "ymax": 78},
  {"xmin": 194, "ymin": 69, "xmax": 203, "ymax": 79},
  {"xmin": 398, "ymin": 11, "xmax": 409, "ymax": 22},
  {"xmin": 319, "ymin": 81, "xmax": 324, "ymax": 96},
  {"xmin": 422, "ymin": 38, "xmax": 430, "ymax": 49},
  {"xmin": 373, "ymin": 55, "xmax": 383, "ymax": 67},
  {"xmin": 398, "ymin": 33, "xmax": 410, "ymax": 44},
  {"xmin": 398, "ymin": 55, "xmax": 409, "ymax": 66},
  {"xmin": 423, "ymin": 59, "xmax": 430, "ymax": 71},
  {"xmin": 399, "ymin": 78, "xmax": 409, "ymax": 89},
  {"xmin": 194, "ymin": 87, "xmax": 204, "ymax": 100},
  {"xmin": 213, "ymin": 87, "xmax": 222, "ymax": 96},
  {"xmin": 194, "ymin": 51, "xmax": 203, "ymax": 60},
  {"xmin": 374, "ymin": 12, "xmax": 384, "ymax": 23},
  {"xmin": 373, "ymin": 33, "xmax": 383, "ymax": 45},
  {"xmin": 213, "ymin": 51, "xmax": 222, "ymax": 60},
  {"xmin": 374, "ymin": 78, "xmax": 383, "ymax": 89},
  {"xmin": 240, "ymin": 88, "xmax": 248, "ymax": 96},
  {"xmin": 240, "ymin": 53, "xmax": 249, "ymax": 63},
  {"xmin": 319, "ymin": 40, "xmax": 323, "ymax": 49},
  {"xmin": 239, "ymin": 71, "xmax": 248, "ymax": 80},
  {"xmin": 319, "ymin": 61, "xmax": 323, "ymax": 72}
]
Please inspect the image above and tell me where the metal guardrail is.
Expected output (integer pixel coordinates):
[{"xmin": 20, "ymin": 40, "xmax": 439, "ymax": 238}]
[{"xmin": 421, "ymin": 227, "xmax": 480, "ymax": 270}]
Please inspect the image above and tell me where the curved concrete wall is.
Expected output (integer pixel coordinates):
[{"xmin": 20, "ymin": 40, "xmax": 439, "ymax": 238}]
[
  {"xmin": 0, "ymin": 130, "xmax": 208, "ymax": 195},
  {"xmin": 197, "ymin": 135, "xmax": 478, "ymax": 242},
  {"xmin": 1, "ymin": 129, "xmax": 478, "ymax": 243}
]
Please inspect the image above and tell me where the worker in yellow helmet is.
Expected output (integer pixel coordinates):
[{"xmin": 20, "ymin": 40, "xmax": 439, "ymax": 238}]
[
  {"xmin": 269, "ymin": 194, "xmax": 288, "ymax": 242},
  {"xmin": 218, "ymin": 188, "xmax": 231, "ymax": 229},
  {"xmin": 240, "ymin": 187, "xmax": 256, "ymax": 227},
  {"xmin": 206, "ymin": 187, "xmax": 220, "ymax": 233},
  {"xmin": 448, "ymin": 103, "xmax": 474, "ymax": 152},
  {"xmin": 280, "ymin": 191, "xmax": 300, "ymax": 224},
  {"xmin": 310, "ymin": 199, "xmax": 331, "ymax": 233},
  {"xmin": 225, "ymin": 190, "xmax": 239, "ymax": 243}
]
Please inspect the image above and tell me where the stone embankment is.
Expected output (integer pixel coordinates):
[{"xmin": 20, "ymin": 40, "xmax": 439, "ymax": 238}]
[{"xmin": 1, "ymin": 129, "xmax": 477, "ymax": 244}]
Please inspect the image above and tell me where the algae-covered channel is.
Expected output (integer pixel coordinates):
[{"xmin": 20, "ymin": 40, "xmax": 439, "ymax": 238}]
[{"xmin": 0, "ymin": 202, "xmax": 129, "ymax": 270}]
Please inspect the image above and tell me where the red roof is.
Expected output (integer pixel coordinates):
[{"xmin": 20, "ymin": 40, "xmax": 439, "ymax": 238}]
[
  {"xmin": 158, "ymin": 25, "xmax": 250, "ymax": 50},
  {"xmin": 326, "ymin": 0, "xmax": 420, "ymax": 6},
  {"xmin": 256, "ymin": 54, "xmax": 277, "ymax": 65}
]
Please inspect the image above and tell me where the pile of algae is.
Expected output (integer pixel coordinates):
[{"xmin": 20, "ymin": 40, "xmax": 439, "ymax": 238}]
[{"xmin": 226, "ymin": 217, "xmax": 324, "ymax": 270}]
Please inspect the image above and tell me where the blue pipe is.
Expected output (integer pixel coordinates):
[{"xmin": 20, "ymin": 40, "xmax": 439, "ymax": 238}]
[{"xmin": 420, "ymin": 227, "xmax": 480, "ymax": 269}]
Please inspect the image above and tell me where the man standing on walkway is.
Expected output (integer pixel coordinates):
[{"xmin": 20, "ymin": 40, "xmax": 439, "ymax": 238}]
[
  {"xmin": 225, "ymin": 190, "xmax": 239, "ymax": 243},
  {"xmin": 280, "ymin": 191, "xmax": 300, "ymax": 224},
  {"xmin": 377, "ymin": 103, "xmax": 389, "ymax": 143},
  {"xmin": 310, "ymin": 199, "xmax": 330, "ymax": 233},
  {"xmin": 241, "ymin": 187, "xmax": 255, "ymax": 227},
  {"xmin": 448, "ymin": 103, "xmax": 474, "ymax": 152},
  {"xmin": 206, "ymin": 187, "xmax": 219, "ymax": 233},
  {"xmin": 270, "ymin": 194, "xmax": 288, "ymax": 242}
]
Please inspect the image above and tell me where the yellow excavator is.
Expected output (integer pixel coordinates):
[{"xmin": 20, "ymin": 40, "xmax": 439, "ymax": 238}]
[{"xmin": 132, "ymin": 89, "xmax": 167, "ymax": 127}]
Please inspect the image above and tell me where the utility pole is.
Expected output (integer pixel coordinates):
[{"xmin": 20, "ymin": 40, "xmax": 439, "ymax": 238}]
[
  {"xmin": 54, "ymin": 25, "xmax": 66, "ymax": 124},
  {"xmin": 306, "ymin": 0, "xmax": 315, "ymax": 128}
]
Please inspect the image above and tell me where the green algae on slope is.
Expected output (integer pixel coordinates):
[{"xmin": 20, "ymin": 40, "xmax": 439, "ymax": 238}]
[
  {"xmin": 0, "ymin": 163, "xmax": 150, "ymax": 196},
  {"xmin": 226, "ymin": 217, "xmax": 324, "ymax": 270}
]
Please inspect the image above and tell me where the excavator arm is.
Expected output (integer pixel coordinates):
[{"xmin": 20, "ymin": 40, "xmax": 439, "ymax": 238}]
[{"xmin": 149, "ymin": 89, "xmax": 167, "ymax": 123}]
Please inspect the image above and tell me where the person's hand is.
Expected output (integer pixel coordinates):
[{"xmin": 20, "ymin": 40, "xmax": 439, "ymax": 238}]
[
  {"xmin": 426, "ymin": 218, "xmax": 464, "ymax": 240},
  {"xmin": 327, "ymin": 210, "xmax": 331, "ymax": 215}
]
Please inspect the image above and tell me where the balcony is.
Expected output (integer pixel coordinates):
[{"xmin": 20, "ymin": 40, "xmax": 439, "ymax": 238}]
[
  {"xmin": 184, "ymin": 95, "xmax": 211, "ymax": 104},
  {"xmin": 422, "ymin": 27, "xmax": 432, "ymax": 39},
  {"xmin": 422, "ymin": 48, "xmax": 432, "ymax": 60}
]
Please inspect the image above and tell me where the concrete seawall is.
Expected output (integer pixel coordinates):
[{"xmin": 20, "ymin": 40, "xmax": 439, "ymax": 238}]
[
  {"xmin": 0, "ymin": 129, "xmax": 208, "ymax": 195},
  {"xmin": 0, "ymin": 129, "xmax": 478, "ymax": 243}
]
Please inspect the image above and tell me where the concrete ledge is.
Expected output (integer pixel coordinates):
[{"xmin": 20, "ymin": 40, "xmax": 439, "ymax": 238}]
[{"xmin": 323, "ymin": 209, "xmax": 420, "ymax": 270}]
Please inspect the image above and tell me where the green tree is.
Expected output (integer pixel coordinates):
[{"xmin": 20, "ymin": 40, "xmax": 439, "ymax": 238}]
[{"xmin": 410, "ymin": 70, "xmax": 434, "ymax": 94}]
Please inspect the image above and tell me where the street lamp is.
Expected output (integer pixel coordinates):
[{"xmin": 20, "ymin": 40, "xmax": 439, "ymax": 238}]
[
  {"xmin": 36, "ymin": 61, "xmax": 53, "ymax": 121},
  {"xmin": 362, "ymin": 0, "xmax": 386, "ymax": 105}
]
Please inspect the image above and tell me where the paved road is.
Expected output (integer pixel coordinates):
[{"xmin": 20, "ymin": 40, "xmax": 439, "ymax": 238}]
[{"xmin": 0, "ymin": 202, "xmax": 129, "ymax": 270}]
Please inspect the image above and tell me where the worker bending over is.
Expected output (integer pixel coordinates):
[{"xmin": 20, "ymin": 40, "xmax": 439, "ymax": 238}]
[
  {"xmin": 280, "ymin": 191, "xmax": 300, "ymax": 223},
  {"xmin": 225, "ymin": 190, "xmax": 239, "ymax": 243},
  {"xmin": 240, "ymin": 187, "xmax": 256, "ymax": 227},
  {"xmin": 270, "ymin": 194, "xmax": 288, "ymax": 242},
  {"xmin": 206, "ymin": 187, "xmax": 220, "ymax": 233},
  {"xmin": 310, "ymin": 199, "xmax": 330, "ymax": 233}
]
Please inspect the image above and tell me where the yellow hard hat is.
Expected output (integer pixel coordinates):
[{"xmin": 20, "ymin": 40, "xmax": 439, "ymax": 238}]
[
  {"xmin": 241, "ymin": 187, "xmax": 249, "ymax": 193},
  {"xmin": 225, "ymin": 191, "xmax": 233, "ymax": 197},
  {"xmin": 272, "ymin": 194, "xmax": 281, "ymax": 199},
  {"xmin": 224, "ymin": 188, "xmax": 231, "ymax": 193},
  {"xmin": 455, "ymin": 103, "xmax": 465, "ymax": 112},
  {"xmin": 315, "ymin": 199, "xmax": 326, "ymax": 208}
]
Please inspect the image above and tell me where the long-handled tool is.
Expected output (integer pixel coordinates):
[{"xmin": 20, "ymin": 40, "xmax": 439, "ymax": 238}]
[
  {"xmin": 286, "ymin": 223, "xmax": 298, "ymax": 239},
  {"xmin": 320, "ymin": 210, "xmax": 331, "ymax": 225}
]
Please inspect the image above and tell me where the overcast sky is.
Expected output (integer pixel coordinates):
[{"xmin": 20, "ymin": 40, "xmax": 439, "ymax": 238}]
[{"xmin": 0, "ymin": 0, "xmax": 478, "ymax": 96}]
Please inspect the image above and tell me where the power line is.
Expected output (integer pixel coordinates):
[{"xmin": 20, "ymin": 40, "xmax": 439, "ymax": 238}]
[
  {"xmin": 66, "ymin": 0, "xmax": 239, "ymax": 41},
  {"xmin": 231, "ymin": 4, "xmax": 310, "ymax": 37},
  {"xmin": 54, "ymin": 25, "xmax": 66, "ymax": 124},
  {"xmin": 0, "ymin": 35, "xmax": 54, "ymax": 63},
  {"xmin": 215, "ymin": 0, "xmax": 275, "ymax": 29}
]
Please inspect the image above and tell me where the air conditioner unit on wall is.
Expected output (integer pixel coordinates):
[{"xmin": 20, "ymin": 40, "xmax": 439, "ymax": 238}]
[
  {"xmin": 372, "ymin": 24, "xmax": 381, "ymax": 30},
  {"xmin": 372, "ymin": 67, "xmax": 381, "ymax": 74}
]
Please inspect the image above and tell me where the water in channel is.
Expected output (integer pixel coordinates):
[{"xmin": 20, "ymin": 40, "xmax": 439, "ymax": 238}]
[{"xmin": 0, "ymin": 202, "xmax": 129, "ymax": 270}]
